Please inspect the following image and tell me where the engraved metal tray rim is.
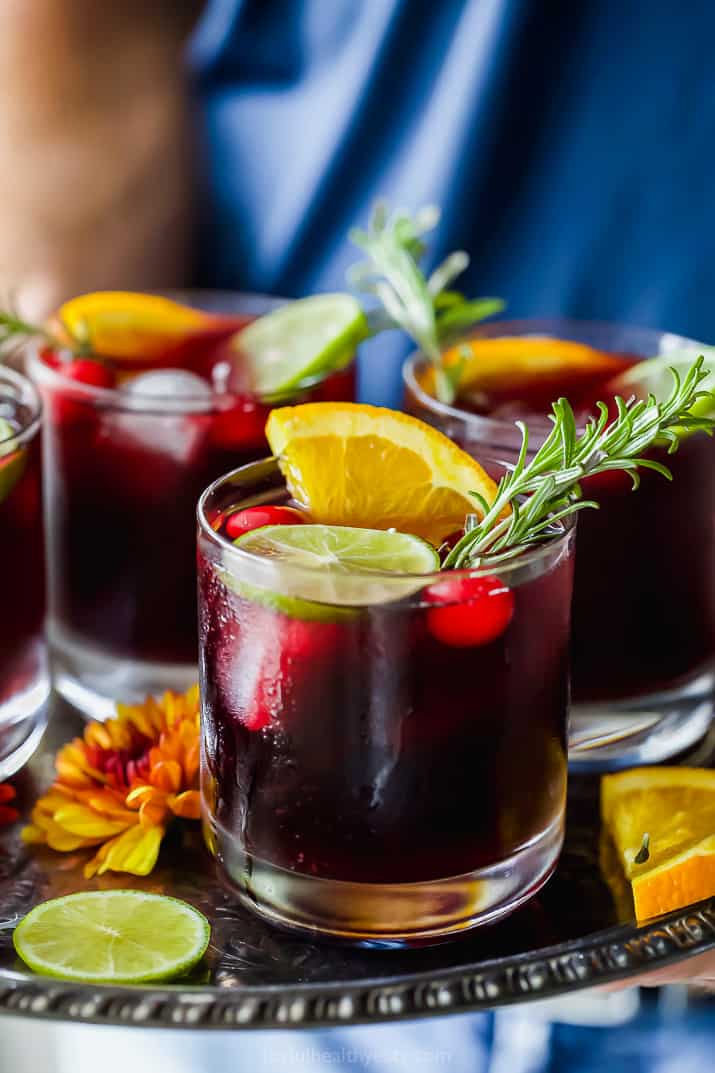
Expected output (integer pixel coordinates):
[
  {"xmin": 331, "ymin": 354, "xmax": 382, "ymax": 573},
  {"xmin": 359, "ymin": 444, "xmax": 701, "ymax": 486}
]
[
  {"xmin": 1, "ymin": 897, "xmax": 714, "ymax": 1030},
  {"xmin": 1, "ymin": 704, "xmax": 714, "ymax": 1030}
]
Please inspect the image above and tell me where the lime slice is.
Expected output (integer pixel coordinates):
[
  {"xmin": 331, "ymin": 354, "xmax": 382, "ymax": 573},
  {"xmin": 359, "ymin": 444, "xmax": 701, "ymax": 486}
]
[
  {"xmin": 234, "ymin": 294, "xmax": 368, "ymax": 398},
  {"xmin": 0, "ymin": 417, "xmax": 26, "ymax": 505},
  {"xmin": 13, "ymin": 891, "xmax": 211, "ymax": 984},
  {"xmin": 609, "ymin": 347, "xmax": 715, "ymax": 417},
  {"xmin": 221, "ymin": 576, "xmax": 358, "ymax": 623},
  {"xmin": 234, "ymin": 523, "xmax": 439, "ymax": 606}
]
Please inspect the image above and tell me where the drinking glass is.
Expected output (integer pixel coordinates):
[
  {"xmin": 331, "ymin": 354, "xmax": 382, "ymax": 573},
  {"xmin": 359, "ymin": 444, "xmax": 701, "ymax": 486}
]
[
  {"xmin": 0, "ymin": 365, "xmax": 48, "ymax": 777},
  {"xmin": 27, "ymin": 293, "xmax": 355, "ymax": 720},
  {"xmin": 197, "ymin": 459, "xmax": 575, "ymax": 944},
  {"xmin": 404, "ymin": 318, "xmax": 715, "ymax": 769}
]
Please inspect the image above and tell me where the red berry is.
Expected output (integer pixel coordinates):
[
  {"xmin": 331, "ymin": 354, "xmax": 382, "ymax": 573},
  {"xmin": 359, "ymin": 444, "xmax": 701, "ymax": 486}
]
[
  {"xmin": 211, "ymin": 395, "xmax": 270, "ymax": 451},
  {"xmin": 424, "ymin": 574, "xmax": 514, "ymax": 647},
  {"xmin": 64, "ymin": 358, "xmax": 115, "ymax": 389},
  {"xmin": 40, "ymin": 347, "xmax": 63, "ymax": 370},
  {"xmin": 224, "ymin": 504, "xmax": 305, "ymax": 541}
]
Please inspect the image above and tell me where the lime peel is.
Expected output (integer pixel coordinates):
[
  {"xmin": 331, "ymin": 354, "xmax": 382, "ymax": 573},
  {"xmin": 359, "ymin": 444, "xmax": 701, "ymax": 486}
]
[{"xmin": 233, "ymin": 294, "xmax": 368, "ymax": 398}]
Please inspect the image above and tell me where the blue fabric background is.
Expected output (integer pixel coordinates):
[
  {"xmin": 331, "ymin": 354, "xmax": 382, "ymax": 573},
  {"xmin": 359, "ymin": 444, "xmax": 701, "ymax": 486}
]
[{"xmin": 190, "ymin": 0, "xmax": 715, "ymax": 406}]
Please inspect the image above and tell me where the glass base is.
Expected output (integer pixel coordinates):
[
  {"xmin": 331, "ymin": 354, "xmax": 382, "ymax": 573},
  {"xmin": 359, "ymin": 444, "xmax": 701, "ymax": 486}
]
[
  {"xmin": 206, "ymin": 814, "xmax": 564, "ymax": 946},
  {"xmin": 49, "ymin": 621, "xmax": 197, "ymax": 721},
  {"xmin": 569, "ymin": 669, "xmax": 714, "ymax": 772},
  {"xmin": 0, "ymin": 668, "xmax": 50, "ymax": 780}
]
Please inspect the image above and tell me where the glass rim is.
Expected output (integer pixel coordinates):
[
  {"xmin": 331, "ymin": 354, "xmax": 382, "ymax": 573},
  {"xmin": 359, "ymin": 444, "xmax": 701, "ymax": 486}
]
[
  {"xmin": 0, "ymin": 363, "xmax": 42, "ymax": 447},
  {"xmin": 197, "ymin": 457, "xmax": 577, "ymax": 585},
  {"xmin": 402, "ymin": 315, "xmax": 710, "ymax": 434},
  {"xmin": 24, "ymin": 290, "xmax": 353, "ymax": 413}
]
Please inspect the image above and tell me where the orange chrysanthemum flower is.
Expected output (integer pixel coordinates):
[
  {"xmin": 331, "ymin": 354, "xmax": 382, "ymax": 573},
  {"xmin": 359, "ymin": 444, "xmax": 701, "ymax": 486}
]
[
  {"xmin": 23, "ymin": 686, "xmax": 200, "ymax": 878},
  {"xmin": 0, "ymin": 784, "xmax": 19, "ymax": 826}
]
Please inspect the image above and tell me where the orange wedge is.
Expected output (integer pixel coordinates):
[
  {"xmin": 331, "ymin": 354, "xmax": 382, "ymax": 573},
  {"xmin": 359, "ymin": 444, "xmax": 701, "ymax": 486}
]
[
  {"xmin": 424, "ymin": 336, "xmax": 625, "ymax": 407},
  {"xmin": 50, "ymin": 291, "xmax": 242, "ymax": 366},
  {"xmin": 265, "ymin": 402, "xmax": 501, "ymax": 546},
  {"xmin": 601, "ymin": 766, "xmax": 715, "ymax": 921}
]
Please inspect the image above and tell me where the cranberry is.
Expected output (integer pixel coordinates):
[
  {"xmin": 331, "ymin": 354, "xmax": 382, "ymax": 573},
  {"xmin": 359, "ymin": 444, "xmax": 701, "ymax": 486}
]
[
  {"xmin": 211, "ymin": 395, "xmax": 270, "ymax": 451},
  {"xmin": 63, "ymin": 358, "xmax": 115, "ymax": 389},
  {"xmin": 424, "ymin": 574, "xmax": 514, "ymax": 647},
  {"xmin": 40, "ymin": 347, "xmax": 63, "ymax": 370},
  {"xmin": 224, "ymin": 504, "xmax": 304, "ymax": 541}
]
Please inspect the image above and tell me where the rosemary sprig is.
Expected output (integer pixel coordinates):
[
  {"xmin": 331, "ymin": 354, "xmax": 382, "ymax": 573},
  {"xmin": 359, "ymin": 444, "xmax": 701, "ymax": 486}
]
[
  {"xmin": 348, "ymin": 203, "xmax": 503, "ymax": 404},
  {"xmin": 444, "ymin": 357, "xmax": 715, "ymax": 569},
  {"xmin": 0, "ymin": 299, "xmax": 89, "ymax": 358},
  {"xmin": 0, "ymin": 305, "xmax": 48, "ymax": 351}
]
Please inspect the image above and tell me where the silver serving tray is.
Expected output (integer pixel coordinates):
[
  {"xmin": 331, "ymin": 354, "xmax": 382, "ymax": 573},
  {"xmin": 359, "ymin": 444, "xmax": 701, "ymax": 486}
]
[{"xmin": 0, "ymin": 699, "xmax": 713, "ymax": 1030}]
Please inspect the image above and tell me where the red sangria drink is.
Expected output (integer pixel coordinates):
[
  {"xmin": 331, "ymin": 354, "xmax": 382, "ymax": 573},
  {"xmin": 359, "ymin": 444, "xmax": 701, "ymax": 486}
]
[
  {"xmin": 404, "ymin": 319, "xmax": 715, "ymax": 768},
  {"xmin": 198, "ymin": 436, "xmax": 574, "ymax": 943},
  {"xmin": 0, "ymin": 366, "xmax": 48, "ymax": 777},
  {"xmin": 25, "ymin": 291, "xmax": 362, "ymax": 719}
]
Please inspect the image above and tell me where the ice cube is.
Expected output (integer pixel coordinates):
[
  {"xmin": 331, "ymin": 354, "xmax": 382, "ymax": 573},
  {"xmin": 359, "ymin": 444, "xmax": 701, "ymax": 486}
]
[
  {"xmin": 107, "ymin": 370, "xmax": 213, "ymax": 466},
  {"xmin": 120, "ymin": 369, "xmax": 213, "ymax": 413}
]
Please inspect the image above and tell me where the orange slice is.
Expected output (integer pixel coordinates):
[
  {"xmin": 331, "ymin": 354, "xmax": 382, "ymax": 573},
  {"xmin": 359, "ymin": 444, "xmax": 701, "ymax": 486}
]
[
  {"xmin": 265, "ymin": 402, "xmax": 501, "ymax": 546},
  {"xmin": 423, "ymin": 336, "xmax": 626, "ymax": 408},
  {"xmin": 50, "ymin": 291, "xmax": 239, "ymax": 366},
  {"xmin": 601, "ymin": 766, "xmax": 715, "ymax": 921}
]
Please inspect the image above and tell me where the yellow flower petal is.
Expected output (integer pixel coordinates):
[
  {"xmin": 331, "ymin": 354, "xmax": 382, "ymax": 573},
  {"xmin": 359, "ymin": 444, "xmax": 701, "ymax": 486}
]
[
  {"xmin": 84, "ymin": 723, "xmax": 115, "ymax": 751},
  {"xmin": 151, "ymin": 759, "xmax": 183, "ymax": 793},
  {"xmin": 85, "ymin": 824, "xmax": 164, "ymax": 878},
  {"xmin": 53, "ymin": 803, "xmax": 134, "ymax": 838},
  {"xmin": 21, "ymin": 824, "xmax": 47, "ymax": 845},
  {"xmin": 138, "ymin": 799, "xmax": 168, "ymax": 828},
  {"xmin": 79, "ymin": 789, "xmax": 135, "ymax": 819},
  {"xmin": 169, "ymin": 791, "xmax": 201, "ymax": 820},
  {"xmin": 124, "ymin": 785, "xmax": 160, "ymax": 808}
]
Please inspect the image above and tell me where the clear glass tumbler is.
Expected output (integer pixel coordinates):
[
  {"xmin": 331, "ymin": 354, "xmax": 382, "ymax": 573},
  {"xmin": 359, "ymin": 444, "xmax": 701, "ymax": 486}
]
[
  {"xmin": 197, "ymin": 459, "xmax": 575, "ymax": 945},
  {"xmin": 404, "ymin": 318, "xmax": 715, "ymax": 769},
  {"xmin": 27, "ymin": 293, "xmax": 356, "ymax": 720},
  {"xmin": 0, "ymin": 365, "xmax": 48, "ymax": 777}
]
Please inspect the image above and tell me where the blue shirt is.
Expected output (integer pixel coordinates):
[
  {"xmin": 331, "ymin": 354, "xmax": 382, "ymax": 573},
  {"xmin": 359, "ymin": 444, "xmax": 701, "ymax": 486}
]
[{"xmin": 190, "ymin": 0, "xmax": 715, "ymax": 407}]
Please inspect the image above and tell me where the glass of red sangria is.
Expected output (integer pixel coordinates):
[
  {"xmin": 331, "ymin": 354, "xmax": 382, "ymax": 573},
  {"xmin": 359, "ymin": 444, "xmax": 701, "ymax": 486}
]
[
  {"xmin": 26, "ymin": 290, "xmax": 362, "ymax": 719},
  {"xmin": 198, "ymin": 458, "xmax": 574, "ymax": 944},
  {"xmin": 404, "ymin": 319, "xmax": 715, "ymax": 768},
  {"xmin": 0, "ymin": 365, "xmax": 48, "ymax": 777},
  {"xmin": 198, "ymin": 377, "xmax": 706, "ymax": 942}
]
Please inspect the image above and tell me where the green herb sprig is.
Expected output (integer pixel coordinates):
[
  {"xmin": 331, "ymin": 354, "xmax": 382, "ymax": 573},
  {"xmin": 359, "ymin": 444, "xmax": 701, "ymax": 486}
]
[
  {"xmin": 0, "ymin": 299, "xmax": 89, "ymax": 358},
  {"xmin": 444, "ymin": 357, "xmax": 715, "ymax": 569},
  {"xmin": 0, "ymin": 305, "xmax": 47, "ymax": 351},
  {"xmin": 348, "ymin": 203, "xmax": 503, "ymax": 404}
]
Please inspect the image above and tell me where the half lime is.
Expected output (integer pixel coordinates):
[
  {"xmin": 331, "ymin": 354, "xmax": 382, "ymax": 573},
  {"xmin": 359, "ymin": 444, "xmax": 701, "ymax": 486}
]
[
  {"xmin": 234, "ymin": 523, "xmax": 439, "ymax": 606},
  {"xmin": 234, "ymin": 293, "xmax": 368, "ymax": 399},
  {"xmin": 13, "ymin": 891, "xmax": 211, "ymax": 984}
]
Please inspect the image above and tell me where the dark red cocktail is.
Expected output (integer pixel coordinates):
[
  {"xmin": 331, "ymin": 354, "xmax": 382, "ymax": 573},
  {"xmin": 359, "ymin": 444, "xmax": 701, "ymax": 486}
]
[
  {"xmin": 0, "ymin": 366, "xmax": 47, "ymax": 777},
  {"xmin": 28, "ymin": 294, "xmax": 356, "ymax": 719},
  {"xmin": 198, "ymin": 459, "xmax": 574, "ymax": 943},
  {"xmin": 404, "ymin": 319, "xmax": 715, "ymax": 766}
]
